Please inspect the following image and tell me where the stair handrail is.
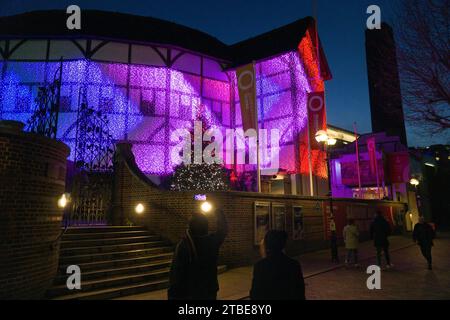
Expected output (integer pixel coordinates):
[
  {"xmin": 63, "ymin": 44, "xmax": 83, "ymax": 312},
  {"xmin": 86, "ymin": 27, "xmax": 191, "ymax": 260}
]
[{"xmin": 50, "ymin": 224, "xmax": 69, "ymax": 251}]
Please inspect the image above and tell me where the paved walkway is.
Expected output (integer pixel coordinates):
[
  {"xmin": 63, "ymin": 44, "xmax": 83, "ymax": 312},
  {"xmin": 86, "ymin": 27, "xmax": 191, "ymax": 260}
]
[
  {"xmin": 306, "ymin": 235, "xmax": 450, "ymax": 299},
  {"xmin": 117, "ymin": 234, "xmax": 435, "ymax": 300}
]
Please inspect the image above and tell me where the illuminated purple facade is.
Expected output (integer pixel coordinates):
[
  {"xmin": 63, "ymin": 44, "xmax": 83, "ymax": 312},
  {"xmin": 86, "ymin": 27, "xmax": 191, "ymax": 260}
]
[
  {"xmin": 0, "ymin": 11, "xmax": 329, "ymax": 178},
  {"xmin": 0, "ymin": 55, "xmax": 312, "ymax": 176}
]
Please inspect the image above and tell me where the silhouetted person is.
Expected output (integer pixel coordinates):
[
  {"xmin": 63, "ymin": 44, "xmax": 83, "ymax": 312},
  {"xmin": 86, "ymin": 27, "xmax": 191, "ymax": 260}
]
[
  {"xmin": 330, "ymin": 218, "xmax": 339, "ymax": 263},
  {"xmin": 168, "ymin": 209, "xmax": 228, "ymax": 300},
  {"xmin": 370, "ymin": 211, "xmax": 392, "ymax": 268},
  {"xmin": 250, "ymin": 230, "xmax": 305, "ymax": 300},
  {"xmin": 413, "ymin": 216, "xmax": 436, "ymax": 270}
]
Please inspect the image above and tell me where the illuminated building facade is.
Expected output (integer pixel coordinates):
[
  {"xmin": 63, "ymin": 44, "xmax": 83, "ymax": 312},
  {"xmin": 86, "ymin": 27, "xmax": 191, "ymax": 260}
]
[{"xmin": 0, "ymin": 10, "xmax": 332, "ymax": 194}]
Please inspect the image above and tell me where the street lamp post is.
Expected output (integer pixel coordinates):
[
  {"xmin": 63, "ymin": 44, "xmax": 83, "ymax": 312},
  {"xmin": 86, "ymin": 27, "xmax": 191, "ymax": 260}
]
[
  {"xmin": 315, "ymin": 130, "xmax": 336, "ymax": 215},
  {"xmin": 409, "ymin": 177, "xmax": 421, "ymax": 219},
  {"xmin": 315, "ymin": 130, "xmax": 338, "ymax": 263}
]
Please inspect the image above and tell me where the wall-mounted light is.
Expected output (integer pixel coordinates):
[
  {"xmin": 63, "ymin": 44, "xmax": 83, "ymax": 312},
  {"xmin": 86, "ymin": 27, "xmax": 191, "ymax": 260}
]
[
  {"xmin": 200, "ymin": 201, "xmax": 212, "ymax": 214},
  {"xmin": 315, "ymin": 130, "xmax": 328, "ymax": 143},
  {"xmin": 135, "ymin": 203, "xmax": 145, "ymax": 214},
  {"xmin": 409, "ymin": 178, "xmax": 419, "ymax": 186},
  {"xmin": 58, "ymin": 193, "xmax": 69, "ymax": 208},
  {"xmin": 424, "ymin": 162, "xmax": 435, "ymax": 167},
  {"xmin": 327, "ymin": 137, "xmax": 337, "ymax": 146}
]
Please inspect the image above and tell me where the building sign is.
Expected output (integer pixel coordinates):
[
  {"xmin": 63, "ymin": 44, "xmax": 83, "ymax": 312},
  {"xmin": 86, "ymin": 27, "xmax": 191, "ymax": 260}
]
[
  {"xmin": 307, "ymin": 91, "xmax": 327, "ymax": 150},
  {"xmin": 271, "ymin": 203, "xmax": 286, "ymax": 231},
  {"xmin": 254, "ymin": 202, "xmax": 270, "ymax": 246},
  {"xmin": 236, "ymin": 63, "xmax": 257, "ymax": 132},
  {"xmin": 341, "ymin": 159, "xmax": 385, "ymax": 187},
  {"xmin": 194, "ymin": 194, "xmax": 207, "ymax": 201},
  {"xmin": 292, "ymin": 206, "xmax": 304, "ymax": 240}
]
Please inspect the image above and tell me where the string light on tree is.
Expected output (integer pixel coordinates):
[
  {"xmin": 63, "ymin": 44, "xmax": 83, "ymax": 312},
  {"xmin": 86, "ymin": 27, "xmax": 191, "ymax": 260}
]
[{"xmin": 171, "ymin": 114, "xmax": 230, "ymax": 192}]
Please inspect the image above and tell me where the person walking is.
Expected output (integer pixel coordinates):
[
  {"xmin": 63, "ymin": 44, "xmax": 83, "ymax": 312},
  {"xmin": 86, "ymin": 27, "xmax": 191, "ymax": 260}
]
[
  {"xmin": 370, "ymin": 211, "xmax": 393, "ymax": 269},
  {"xmin": 250, "ymin": 230, "xmax": 305, "ymax": 300},
  {"xmin": 343, "ymin": 219, "xmax": 359, "ymax": 267},
  {"xmin": 168, "ymin": 208, "xmax": 228, "ymax": 300},
  {"xmin": 330, "ymin": 217, "xmax": 339, "ymax": 263},
  {"xmin": 413, "ymin": 216, "xmax": 436, "ymax": 270}
]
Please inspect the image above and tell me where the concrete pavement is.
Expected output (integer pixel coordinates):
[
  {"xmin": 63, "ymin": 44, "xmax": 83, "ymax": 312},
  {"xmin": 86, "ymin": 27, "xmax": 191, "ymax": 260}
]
[{"xmin": 117, "ymin": 234, "xmax": 428, "ymax": 300}]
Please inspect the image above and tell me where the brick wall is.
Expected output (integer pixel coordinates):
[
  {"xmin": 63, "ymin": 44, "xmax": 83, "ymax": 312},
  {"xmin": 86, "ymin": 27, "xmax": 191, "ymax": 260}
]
[
  {"xmin": 113, "ymin": 142, "xmax": 407, "ymax": 267},
  {"xmin": 0, "ymin": 121, "xmax": 69, "ymax": 299}
]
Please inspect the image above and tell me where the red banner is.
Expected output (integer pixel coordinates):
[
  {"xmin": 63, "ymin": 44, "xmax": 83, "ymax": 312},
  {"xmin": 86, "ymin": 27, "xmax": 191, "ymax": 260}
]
[
  {"xmin": 367, "ymin": 137, "xmax": 377, "ymax": 175},
  {"xmin": 236, "ymin": 63, "xmax": 257, "ymax": 132},
  {"xmin": 387, "ymin": 152, "xmax": 410, "ymax": 183},
  {"xmin": 307, "ymin": 92, "xmax": 327, "ymax": 150}
]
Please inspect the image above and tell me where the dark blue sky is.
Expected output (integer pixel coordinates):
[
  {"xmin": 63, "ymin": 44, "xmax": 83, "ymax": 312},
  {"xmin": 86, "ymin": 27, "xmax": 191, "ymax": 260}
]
[{"xmin": 0, "ymin": 0, "xmax": 444, "ymax": 146}]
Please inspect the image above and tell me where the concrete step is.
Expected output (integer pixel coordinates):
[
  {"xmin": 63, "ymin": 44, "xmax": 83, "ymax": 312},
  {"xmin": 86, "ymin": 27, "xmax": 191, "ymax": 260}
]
[
  {"xmin": 60, "ymin": 241, "xmax": 171, "ymax": 256},
  {"xmin": 60, "ymin": 235, "xmax": 161, "ymax": 248},
  {"xmin": 47, "ymin": 268, "xmax": 171, "ymax": 297},
  {"xmin": 51, "ymin": 279, "xmax": 170, "ymax": 300},
  {"xmin": 59, "ymin": 247, "xmax": 173, "ymax": 265},
  {"xmin": 49, "ymin": 265, "xmax": 228, "ymax": 300},
  {"xmin": 64, "ymin": 226, "xmax": 147, "ymax": 234},
  {"xmin": 54, "ymin": 259, "xmax": 172, "ymax": 284},
  {"xmin": 62, "ymin": 230, "xmax": 153, "ymax": 240},
  {"xmin": 58, "ymin": 252, "xmax": 173, "ymax": 272},
  {"xmin": 49, "ymin": 226, "xmax": 232, "ymax": 300}
]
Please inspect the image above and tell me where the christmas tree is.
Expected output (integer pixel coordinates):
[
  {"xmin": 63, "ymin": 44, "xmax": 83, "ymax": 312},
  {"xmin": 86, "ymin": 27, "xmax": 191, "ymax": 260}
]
[{"xmin": 170, "ymin": 111, "xmax": 230, "ymax": 191}]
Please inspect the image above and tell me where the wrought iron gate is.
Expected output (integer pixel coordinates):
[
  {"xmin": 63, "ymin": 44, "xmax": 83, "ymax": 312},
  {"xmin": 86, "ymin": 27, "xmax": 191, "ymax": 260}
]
[
  {"xmin": 65, "ymin": 171, "xmax": 113, "ymax": 226},
  {"xmin": 63, "ymin": 88, "xmax": 115, "ymax": 226}
]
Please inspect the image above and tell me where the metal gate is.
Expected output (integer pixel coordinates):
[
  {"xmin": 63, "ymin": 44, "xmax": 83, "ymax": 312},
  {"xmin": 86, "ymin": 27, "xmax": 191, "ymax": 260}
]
[
  {"xmin": 62, "ymin": 88, "xmax": 115, "ymax": 226},
  {"xmin": 64, "ymin": 171, "xmax": 113, "ymax": 226}
]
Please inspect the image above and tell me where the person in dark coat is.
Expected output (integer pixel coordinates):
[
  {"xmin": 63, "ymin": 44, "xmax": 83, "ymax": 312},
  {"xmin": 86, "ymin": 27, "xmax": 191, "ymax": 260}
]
[
  {"xmin": 330, "ymin": 217, "xmax": 339, "ymax": 263},
  {"xmin": 413, "ymin": 216, "xmax": 436, "ymax": 270},
  {"xmin": 250, "ymin": 230, "xmax": 305, "ymax": 300},
  {"xmin": 168, "ymin": 208, "xmax": 228, "ymax": 300},
  {"xmin": 370, "ymin": 211, "xmax": 392, "ymax": 268}
]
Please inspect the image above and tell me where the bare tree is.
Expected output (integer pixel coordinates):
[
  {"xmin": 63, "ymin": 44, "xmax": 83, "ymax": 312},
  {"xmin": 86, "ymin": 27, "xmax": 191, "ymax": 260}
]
[{"xmin": 392, "ymin": 0, "xmax": 450, "ymax": 135}]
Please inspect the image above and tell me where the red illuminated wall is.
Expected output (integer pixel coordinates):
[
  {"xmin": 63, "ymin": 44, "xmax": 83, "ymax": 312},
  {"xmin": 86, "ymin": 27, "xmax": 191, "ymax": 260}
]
[{"xmin": 296, "ymin": 25, "xmax": 330, "ymax": 178}]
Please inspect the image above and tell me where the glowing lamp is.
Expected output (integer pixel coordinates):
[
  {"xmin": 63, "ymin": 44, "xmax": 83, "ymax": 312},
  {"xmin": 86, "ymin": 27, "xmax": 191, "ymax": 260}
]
[
  {"xmin": 200, "ymin": 201, "xmax": 212, "ymax": 214},
  {"xmin": 135, "ymin": 203, "xmax": 145, "ymax": 214},
  {"xmin": 327, "ymin": 137, "xmax": 337, "ymax": 146},
  {"xmin": 409, "ymin": 178, "xmax": 419, "ymax": 186},
  {"xmin": 315, "ymin": 130, "xmax": 328, "ymax": 143},
  {"xmin": 58, "ymin": 194, "xmax": 68, "ymax": 208}
]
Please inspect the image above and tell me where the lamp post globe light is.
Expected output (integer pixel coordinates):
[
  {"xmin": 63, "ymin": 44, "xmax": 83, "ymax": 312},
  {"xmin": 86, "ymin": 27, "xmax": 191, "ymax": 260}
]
[
  {"xmin": 315, "ymin": 130, "xmax": 335, "ymax": 217},
  {"xmin": 315, "ymin": 130, "xmax": 328, "ymax": 143},
  {"xmin": 410, "ymin": 178, "xmax": 419, "ymax": 187}
]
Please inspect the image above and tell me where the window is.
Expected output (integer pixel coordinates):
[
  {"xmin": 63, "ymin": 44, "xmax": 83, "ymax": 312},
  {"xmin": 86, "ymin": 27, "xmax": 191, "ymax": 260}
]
[
  {"xmin": 59, "ymin": 96, "xmax": 72, "ymax": 112},
  {"xmin": 140, "ymin": 100, "xmax": 155, "ymax": 116},
  {"xmin": 15, "ymin": 96, "xmax": 30, "ymax": 112},
  {"xmin": 15, "ymin": 87, "xmax": 31, "ymax": 112},
  {"xmin": 99, "ymin": 97, "xmax": 114, "ymax": 113}
]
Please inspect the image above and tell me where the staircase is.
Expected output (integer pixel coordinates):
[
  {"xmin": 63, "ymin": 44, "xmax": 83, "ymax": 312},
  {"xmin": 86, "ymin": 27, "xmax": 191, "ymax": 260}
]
[
  {"xmin": 47, "ymin": 226, "xmax": 174, "ymax": 300},
  {"xmin": 47, "ymin": 226, "xmax": 227, "ymax": 300}
]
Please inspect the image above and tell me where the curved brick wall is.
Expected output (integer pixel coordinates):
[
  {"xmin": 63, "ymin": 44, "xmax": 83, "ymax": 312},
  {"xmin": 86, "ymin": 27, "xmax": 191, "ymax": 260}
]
[{"xmin": 0, "ymin": 121, "xmax": 70, "ymax": 299}]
